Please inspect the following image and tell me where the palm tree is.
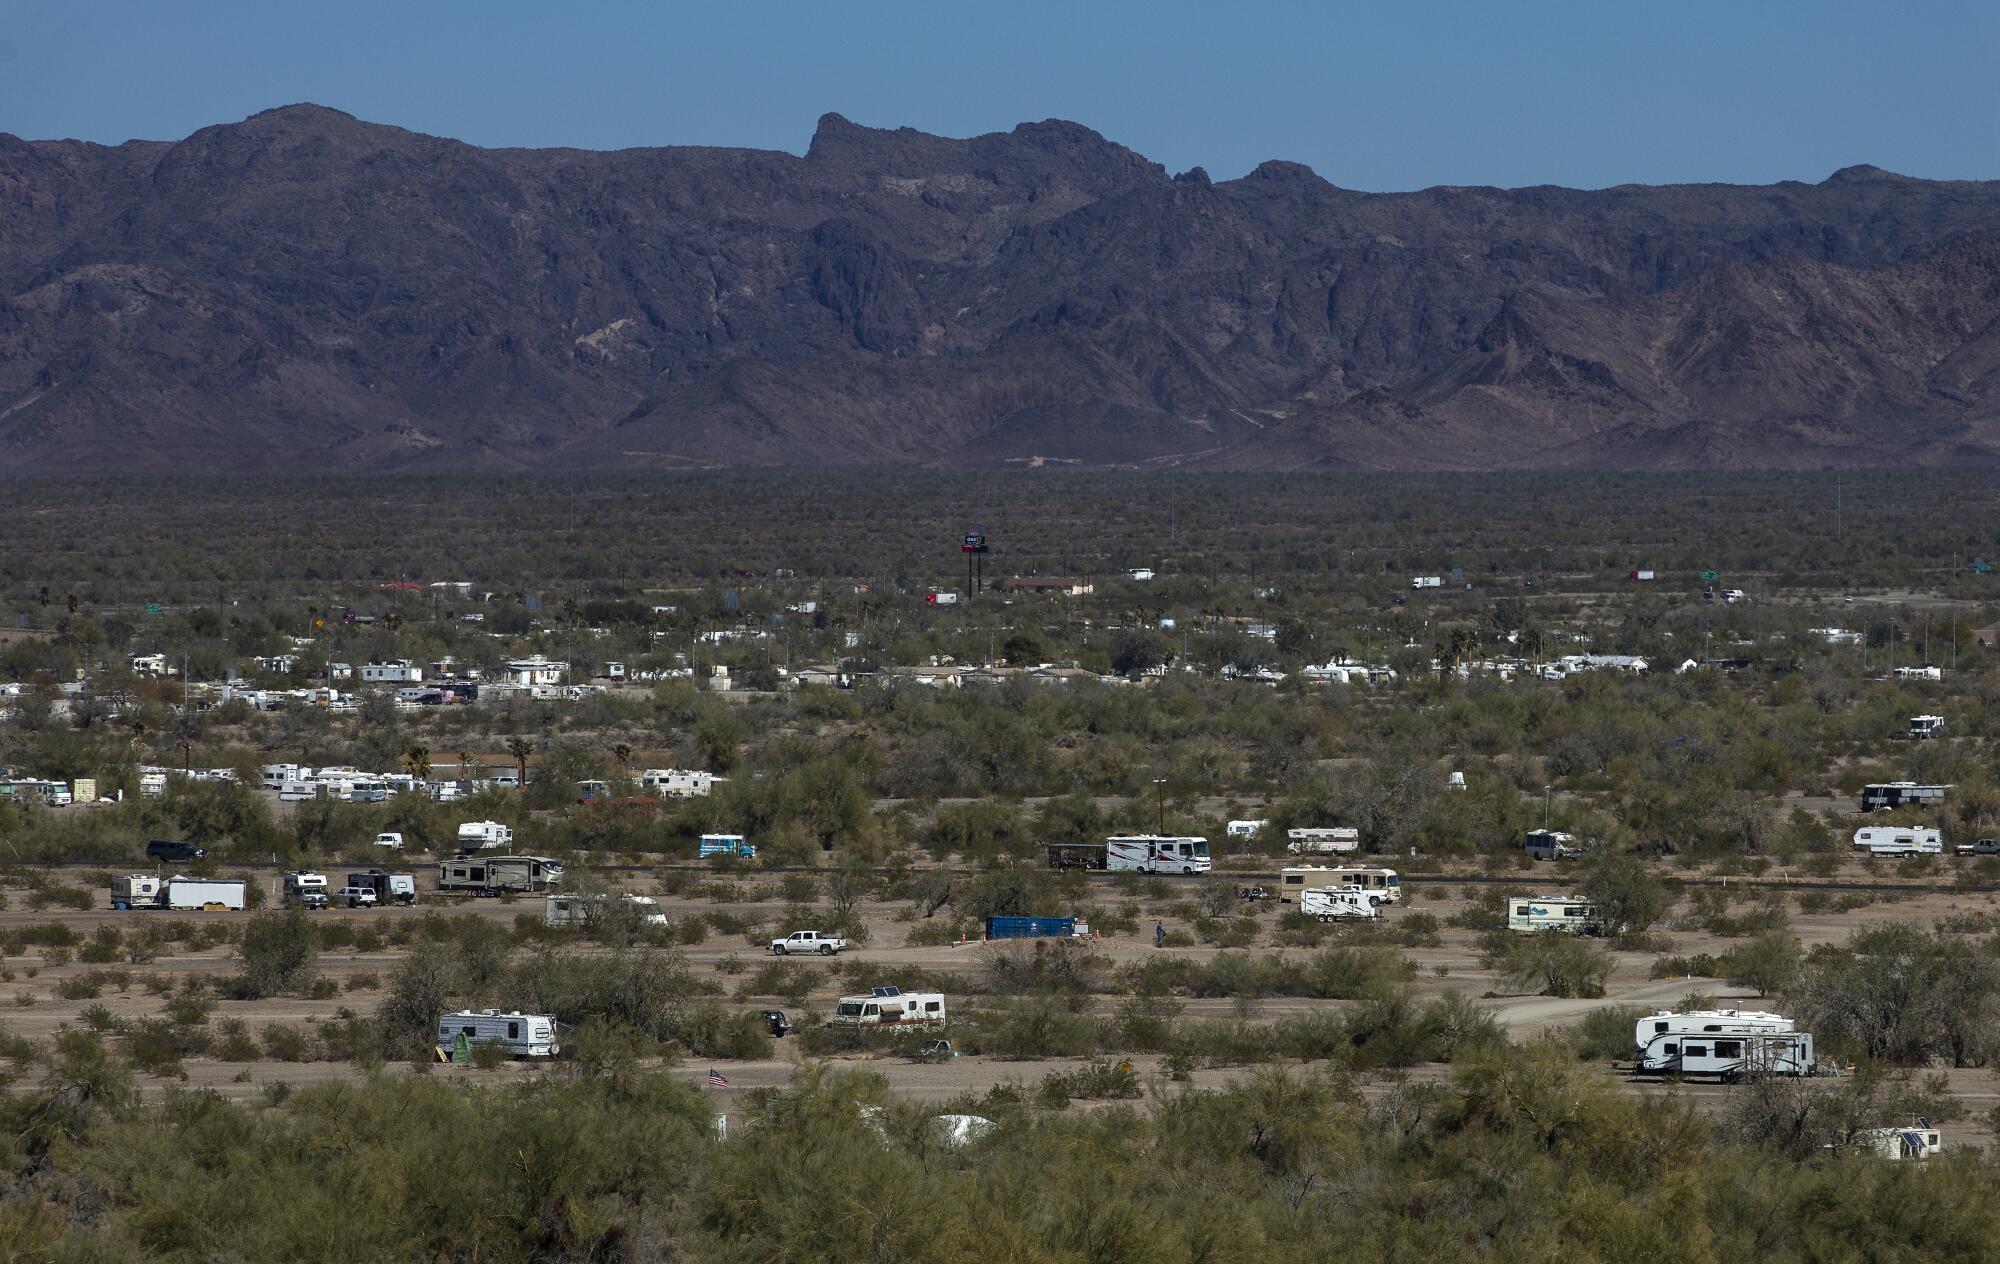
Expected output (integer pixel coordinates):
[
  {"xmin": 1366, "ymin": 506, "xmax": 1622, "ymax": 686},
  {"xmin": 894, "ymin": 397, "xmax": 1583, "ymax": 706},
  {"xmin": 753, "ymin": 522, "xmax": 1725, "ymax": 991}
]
[
  {"xmin": 457, "ymin": 748, "xmax": 478, "ymax": 786},
  {"xmin": 505, "ymin": 737, "xmax": 535, "ymax": 787},
  {"xmin": 402, "ymin": 743, "xmax": 431, "ymax": 780},
  {"xmin": 609, "ymin": 742, "xmax": 634, "ymax": 774}
]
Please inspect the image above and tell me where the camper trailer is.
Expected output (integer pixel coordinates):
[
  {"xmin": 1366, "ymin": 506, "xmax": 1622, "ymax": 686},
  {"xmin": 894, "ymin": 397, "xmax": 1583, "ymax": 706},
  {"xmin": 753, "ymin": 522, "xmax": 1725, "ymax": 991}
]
[
  {"xmin": 640, "ymin": 768, "xmax": 716, "ymax": 798},
  {"xmin": 436, "ymin": 855, "xmax": 564, "ymax": 896},
  {"xmin": 436, "ymin": 1010, "xmax": 560, "ymax": 1058},
  {"xmin": 456, "ymin": 820, "xmax": 513, "ymax": 852},
  {"xmin": 1286, "ymin": 827, "xmax": 1360, "ymax": 855},
  {"xmin": 1908, "ymin": 715, "xmax": 1946, "ymax": 740},
  {"xmin": 1632, "ymin": 1011, "xmax": 1815, "ymax": 1079},
  {"xmin": 1861, "ymin": 782, "xmax": 1949, "ymax": 812},
  {"xmin": 1105, "ymin": 835, "xmax": 1211, "ymax": 875},
  {"xmin": 1506, "ymin": 896, "xmax": 1602, "ymax": 934},
  {"xmin": 346, "ymin": 869, "xmax": 417, "ymax": 906},
  {"xmin": 830, "ymin": 986, "xmax": 946, "ymax": 1026},
  {"xmin": 110, "ymin": 874, "xmax": 164, "ymax": 910},
  {"xmin": 544, "ymin": 892, "xmax": 667, "ymax": 928},
  {"xmin": 1226, "ymin": 819, "xmax": 1269, "ymax": 840},
  {"xmin": 1300, "ymin": 888, "xmax": 1378, "ymax": 921},
  {"xmin": 1852, "ymin": 826, "xmax": 1943, "ymax": 856}
]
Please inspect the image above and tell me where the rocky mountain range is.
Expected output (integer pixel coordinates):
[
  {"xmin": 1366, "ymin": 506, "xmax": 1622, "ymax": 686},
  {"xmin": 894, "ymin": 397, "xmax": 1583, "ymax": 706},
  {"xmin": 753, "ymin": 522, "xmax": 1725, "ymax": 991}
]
[{"xmin": 4, "ymin": 104, "xmax": 2000, "ymax": 474}]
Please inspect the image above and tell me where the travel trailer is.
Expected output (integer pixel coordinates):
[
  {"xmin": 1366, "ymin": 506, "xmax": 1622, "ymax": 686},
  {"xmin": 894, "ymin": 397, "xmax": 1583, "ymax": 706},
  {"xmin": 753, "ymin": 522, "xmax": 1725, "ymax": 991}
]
[
  {"xmin": 1861, "ymin": 782, "xmax": 1948, "ymax": 812},
  {"xmin": 1299, "ymin": 888, "xmax": 1378, "ymax": 921},
  {"xmin": 1505, "ymin": 896, "xmax": 1602, "ymax": 934},
  {"xmin": 436, "ymin": 1010, "xmax": 560, "ymax": 1058},
  {"xmin": 544, "ymin": 892, "xmax": 667, "ymax": 928},
  {"xmin": 436, "ymin": 855, "xmax": 563, "ymax": 896},
  {"xmin": 1226, "ymin": 819, "xmax": 1269, "ymax": 840},
  {"xmin": 830, "ymin": 986, "xmax": 946, "ymax": 1026},
  {"xmin": 1105, "ymin": 835, "xmax": 1211, "ymax": 874},
  {"xmin": 110, "ymin": 874, "xmax": 163, "ymax": 910},
  {"xmin": 1632, "ymin": 1010, "xmax": 1815, "ymax": 1079},
  {"xmin": 456, "ymin": 820, "xmax": 513, "ymax": 852},
  {"xmin": 1851, "ymin": 826, "xmax": 1943, "ymax": 856},
  {"xmin": 1286, "ymin": 827, "xmax": 1360, "ymax": 855}
]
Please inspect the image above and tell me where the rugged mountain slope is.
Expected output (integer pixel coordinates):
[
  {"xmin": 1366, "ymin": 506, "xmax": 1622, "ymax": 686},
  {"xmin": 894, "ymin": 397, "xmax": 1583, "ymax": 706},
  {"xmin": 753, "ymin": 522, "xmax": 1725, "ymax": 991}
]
[{"xmin": 3, "ymin": 106, "xmax": 1999, "ymax": 473}]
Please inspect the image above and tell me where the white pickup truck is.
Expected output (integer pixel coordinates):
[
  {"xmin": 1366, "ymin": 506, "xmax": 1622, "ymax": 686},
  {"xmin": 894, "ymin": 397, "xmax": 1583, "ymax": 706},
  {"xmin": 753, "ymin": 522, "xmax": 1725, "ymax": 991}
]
[{"xmin": 769, "ymin": 929, "xmax": 848, "ymax": 956}]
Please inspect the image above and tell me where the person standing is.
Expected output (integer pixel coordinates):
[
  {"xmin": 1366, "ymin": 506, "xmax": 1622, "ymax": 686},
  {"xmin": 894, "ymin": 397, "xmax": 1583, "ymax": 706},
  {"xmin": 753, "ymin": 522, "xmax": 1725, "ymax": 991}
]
[{"xmin": 1154, "ymin": 921, "xmax": 1166, "ymax": 949}]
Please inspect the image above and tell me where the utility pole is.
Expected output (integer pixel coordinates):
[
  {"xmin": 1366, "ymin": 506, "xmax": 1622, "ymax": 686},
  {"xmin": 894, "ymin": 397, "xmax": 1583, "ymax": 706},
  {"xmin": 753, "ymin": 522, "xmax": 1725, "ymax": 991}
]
[
  {"xmin": 1543, "ymin": 784, "xmax": 1553, "ymax": 830},
  {"xmin": 1154, "ymin": 778, "xmax": 1167, "ymax": 835}
]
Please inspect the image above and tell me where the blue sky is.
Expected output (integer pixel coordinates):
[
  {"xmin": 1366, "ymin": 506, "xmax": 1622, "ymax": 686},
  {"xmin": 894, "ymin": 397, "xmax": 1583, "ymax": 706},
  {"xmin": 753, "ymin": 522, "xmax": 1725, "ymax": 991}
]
[{"xmin": 2, "ymin": 0, "xmax": 1995, "ymax": 190}]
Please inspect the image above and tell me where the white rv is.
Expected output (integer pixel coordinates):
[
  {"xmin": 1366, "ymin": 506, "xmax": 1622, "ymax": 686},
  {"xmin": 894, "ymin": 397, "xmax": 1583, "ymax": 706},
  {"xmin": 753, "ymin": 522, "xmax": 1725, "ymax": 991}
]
[
  {"xmin": 1633, "ymin": 1017, "xmax": 1815, "ymax": 1080},
  {"xmin": 164, "ymin": 877, "xmax": 247, "ymax": 911},
  {"xmin": 1852, "ymin": 1125, "xmax": 1943, "ymax": 1160},
  {"xmin": 1851, "ymin": 826, "xmax": 1942, "ymax": 856},
  {"xmin": 1225, "ymin": 819, "xmax": 1269, "ymax": 840},
  {"xmin": 1105, "ymin": 835, "xmax": 1211, "ymax": 875},
  {"xmin": 1505, "ymin": 896, "xmax": 1601, "ymax": 934},
  {"xmin": 1411, "ymin": 576, "xmax": 1443, "ymax": 589},
  {"xmin": 278, "ymin": 778, "xmax": 318, "ymax": 802},
  {"xmin": 457, "ymin": 820, "xmax": 514, "ymax": 852},
  {"xmin": 1633, "ymin": 1009, "xmax": 1793, "ymax": 1065},
  {"xmin": 639, "ymin": 768, "xmax": 716, "ymax": 798},
  {"xmin": 1299, "ymin": 888, "xmax": 1378, "ymax": 921},
  {"xmin": 830, "ymin": 986, "xmax": 946, "ymax": 1026},
  {"xmin": 1321, "ymin": 866, "xmax": 1401, "ymax": 904},
  {"xmin": 1286, "ymin": 827, "xmax": 1360, "ymax": 855},
  {"xmin": 437, "ymin": 1010, "xmax": 560, "ymax": 1058},
  {"xmin": 1279, "ymin": 866, "xmax": 1339, "ymax": 901},
  {"xmin": 111, "ymin": 874, "xmax": 164, "ymax": 910},
  {"xmin": 544, "ymin": 892, "xmax": 668, "ymax": 929},
  {"xmin": 1908, "ymin": 714, "xmax": 1946, "ymax": 740},
  {"xmin": 282, "ymin": 870, "xmax": 329, "ymax": 908}
]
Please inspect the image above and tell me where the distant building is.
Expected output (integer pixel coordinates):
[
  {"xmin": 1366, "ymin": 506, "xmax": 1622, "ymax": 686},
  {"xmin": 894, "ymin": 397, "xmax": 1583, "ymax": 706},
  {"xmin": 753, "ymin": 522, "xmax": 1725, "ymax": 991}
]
[
  {"xmin": 359, "ymin": 660, "xmax": 423, "ymax": 684},
  {"xmin": 500, "ymin": 656, "xmax": 567, "ymax": 687}
]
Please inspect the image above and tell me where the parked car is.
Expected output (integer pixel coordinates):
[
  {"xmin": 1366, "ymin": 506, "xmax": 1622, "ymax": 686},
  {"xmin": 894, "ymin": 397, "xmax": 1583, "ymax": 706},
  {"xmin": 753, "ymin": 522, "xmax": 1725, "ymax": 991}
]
[
  {"xmin": 145, "ymin": 839, "xmax": 208, "ymax": 863},
  {"xmin": 769, "ymin": 930, "xmax": 847, "ymax": 956},
  {"xmin": 334, "ymin": 886, "xmax": 379, "ymax": 908}
]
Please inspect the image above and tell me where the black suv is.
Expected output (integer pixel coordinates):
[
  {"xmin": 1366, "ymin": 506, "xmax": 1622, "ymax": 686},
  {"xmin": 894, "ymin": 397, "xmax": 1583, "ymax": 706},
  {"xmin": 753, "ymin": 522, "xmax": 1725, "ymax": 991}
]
[{"xmin": 145, "ymin": 839, "xmax": 208, "ymax": 863}]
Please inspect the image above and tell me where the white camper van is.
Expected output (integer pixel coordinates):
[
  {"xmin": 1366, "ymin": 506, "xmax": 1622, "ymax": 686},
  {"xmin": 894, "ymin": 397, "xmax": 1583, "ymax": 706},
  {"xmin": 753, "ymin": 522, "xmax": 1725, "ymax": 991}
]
[
  {"xmin": 1632, "ymin": 1010, "xmax": 1815, "ymax": 1079},
  {"xmin": 436, "ymin": 1010, "xmax": 560, "ymax": 1058},
  {"xmin": 830, "ymin": 986, "xmax": 946, "ymax": 1026},
  {"xmin": 1105, "ymin": 835, "xmax": 1211, "ymax": 875},
  {"xmin": 1851, "ymin": 826, "xmax": 1942, "ymax": 856},
  {"xmin": 1506, "ymin": 896, "xmax": 1601, "ymax": 934},
  {"xmin": 1299, "ymin": 888, "xmax": 1378, "ymax": 921},
  {"xmin": 1286, "ymin": 827, "xmax": 1360, "ymax": 855}
]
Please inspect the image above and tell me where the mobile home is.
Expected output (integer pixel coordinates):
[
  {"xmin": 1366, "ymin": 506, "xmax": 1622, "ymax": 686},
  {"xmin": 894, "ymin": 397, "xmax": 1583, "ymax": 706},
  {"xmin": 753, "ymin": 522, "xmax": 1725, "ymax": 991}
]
[
  {"xmin": 436, "ymin": 1010, "xmax": 560, "ymax": 1058},
  {"xmin": 457, "ymin": 821, "xmax": 514, "ymax": 852},
  {"xmin": 1286, "ymin": 827, "xmax": 1360, "ymax": 855},
  {"xmin": 1105, "ymin": 835, "xmax": 1211, "ymax": 875},
  {"xmin": 830, "ymin": 986, "xmax": 946, "ymax": 1026},
  {"xmin": 1851, "ymin": 826, "xmax": 1942, "ymax": 856},
  {"xmin": 1506, "ymin": 896, "xmax": 1602, "ymax": 934}
]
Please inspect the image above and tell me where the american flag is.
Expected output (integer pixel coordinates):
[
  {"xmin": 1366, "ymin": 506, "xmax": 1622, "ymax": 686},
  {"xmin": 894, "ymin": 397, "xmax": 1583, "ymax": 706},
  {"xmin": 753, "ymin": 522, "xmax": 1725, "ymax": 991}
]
[{"xmin": 707, "ymin": 1068, "xmax": 729, "ymax": 1087}]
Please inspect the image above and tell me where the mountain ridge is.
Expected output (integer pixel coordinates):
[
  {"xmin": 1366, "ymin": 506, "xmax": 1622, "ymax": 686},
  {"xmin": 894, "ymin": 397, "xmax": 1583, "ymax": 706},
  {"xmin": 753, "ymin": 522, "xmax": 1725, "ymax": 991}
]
[{"xmin": 4, "ymin": 105, "xmax": 1999, "ymax": 473}]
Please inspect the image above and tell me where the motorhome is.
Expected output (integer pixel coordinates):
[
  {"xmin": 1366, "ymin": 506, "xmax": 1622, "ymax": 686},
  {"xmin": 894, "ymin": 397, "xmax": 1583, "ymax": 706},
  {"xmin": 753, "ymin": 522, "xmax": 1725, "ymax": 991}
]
[
  {"xmin": 829, "ymin": 986, "xmax": 946, "ymax": 1026},
  {"xmin": 1300, "ymin": 888, "xmax": 1378, "ymax": 921},
  {"xmin": 456, "ymin": 820, "xmax": 513, "ymax": 852},
  {"xmin": 1320, "ymin": 866, "xmax": 1402, "ymax": 904},
  {"xmin": 640, "ymin": 768, "xmax": 716, "ymax": 798},
  {"xmin": 1286, "ymin": 827, "xmax": 1360, "ymax": 855},
  {"xmin": 1632, "ymin": 1011, "xmax": 1815, "ymax": 1079},
  {"xmin": 1909, "ymin": 714, "xmax": 1946, "ymax": 740},
  {"xmin": 278, "ymin": 778, "xmax": 318, "ymax": 801},
  {"xmin": 436, "ymin": 1010, "xmax": 560, "ymax": 1058},
  {"xmin": 1279, "ymin": 866, "xmax": 1340, "ymax": 901},
  {"xmin": 1860, "ymin": 782, "xmax": 1949, "ymax": 812},
  {"xmin": 1852, "ymin": 826, "xmax": 1943, "ymax": 856},
  {"xmin": 1506, "ymin": 896, "xmax": 1602, "ymax": 934},
  {"xmin": 1523, "ymin": 829, "xmax": 1582, "ymax": 861},
  {"xmin": 436, "ymin": 855, "xmax": 563, "ymax": 896},
  {"xmin": 544, "ymin": 892, "xmax": 667, "ymax": 928},
  {"xmin": 1105, "ymin": 835, "xmax": 1211, "ymax": 875}
]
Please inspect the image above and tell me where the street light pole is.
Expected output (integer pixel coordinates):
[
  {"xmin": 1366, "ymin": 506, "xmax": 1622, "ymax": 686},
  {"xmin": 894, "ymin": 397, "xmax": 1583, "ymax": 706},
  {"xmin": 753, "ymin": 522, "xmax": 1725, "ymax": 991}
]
[{"xmin": 1543, "ymin": 785, "xmax": 1552, "ymax": 830}]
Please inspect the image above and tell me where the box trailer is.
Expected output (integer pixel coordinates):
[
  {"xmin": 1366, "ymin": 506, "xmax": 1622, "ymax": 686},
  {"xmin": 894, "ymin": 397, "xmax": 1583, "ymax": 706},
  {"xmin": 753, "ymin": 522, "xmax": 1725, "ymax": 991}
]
[
  {"xmin": 1852, "ymin": 1125, "xmax": 1943, "ymax": 1160},
  {"xmin": 1106, "ymin": 835, "xmax": 1211, "ymax": 875},
  {"xmin": 165, "ymin": 878, "xmax": 247, "ymax": 911},
  {"xmin": 1852, "ymin": 826, "xmax": 1942, "ymax": 856},
  {"xmin": 436, "ymin": 1010, "xmax": 560, "ymax": 1058},
  {"xmin": 983, "ymin": 915, "xmax": 1083, "ymax": 940}
]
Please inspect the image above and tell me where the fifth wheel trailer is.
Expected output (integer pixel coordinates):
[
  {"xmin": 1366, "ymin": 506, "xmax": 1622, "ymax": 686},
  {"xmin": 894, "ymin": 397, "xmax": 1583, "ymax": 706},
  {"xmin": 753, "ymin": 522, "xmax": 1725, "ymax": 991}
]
[{"xmin": 436, "ymin": 855, "xmax": 564, "ymax": 896}]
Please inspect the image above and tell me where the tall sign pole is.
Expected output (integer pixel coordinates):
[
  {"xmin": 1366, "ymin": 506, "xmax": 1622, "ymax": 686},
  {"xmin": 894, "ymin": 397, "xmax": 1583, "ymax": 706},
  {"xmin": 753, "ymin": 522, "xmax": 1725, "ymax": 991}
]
[{"xmin": 962, "ymin": 525, "xmax": 988, "ymax": 603}]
